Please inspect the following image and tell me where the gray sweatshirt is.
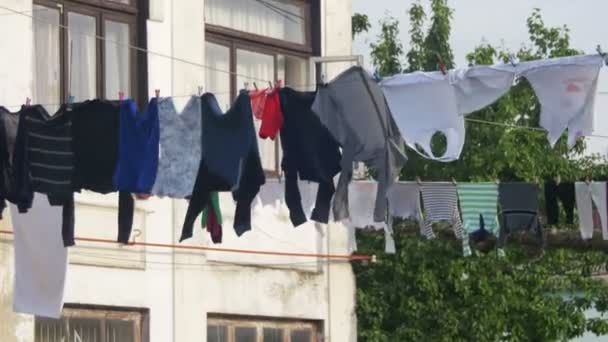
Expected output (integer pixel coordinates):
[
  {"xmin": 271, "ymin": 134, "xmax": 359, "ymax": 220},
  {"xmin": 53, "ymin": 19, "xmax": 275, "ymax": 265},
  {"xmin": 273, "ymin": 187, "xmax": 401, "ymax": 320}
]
[{"xmin": 312, "ymin": 66, "xmax": 407, "ymax": 222}]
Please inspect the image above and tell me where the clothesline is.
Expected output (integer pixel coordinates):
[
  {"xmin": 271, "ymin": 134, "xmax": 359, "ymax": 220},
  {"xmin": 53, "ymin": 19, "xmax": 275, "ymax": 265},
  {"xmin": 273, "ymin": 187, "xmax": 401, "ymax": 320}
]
[{"xmin": 0, "ymin": 229, "xmax": 372, "ymax": 261}]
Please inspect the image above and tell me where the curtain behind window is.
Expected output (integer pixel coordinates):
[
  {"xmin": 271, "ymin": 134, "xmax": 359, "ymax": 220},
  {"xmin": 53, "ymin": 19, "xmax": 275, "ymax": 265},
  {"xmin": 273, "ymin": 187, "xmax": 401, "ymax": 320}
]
[
  {"xmin": 33, "ymin": 5, "xmax": 61, "ymax": 113},
  {"xmin": 68, "ymin": 12, "xmax": 96, "ymax": 102},
  {"xmin": 105, "ymin": 20, "xmax": 130, "ymax": 100}
]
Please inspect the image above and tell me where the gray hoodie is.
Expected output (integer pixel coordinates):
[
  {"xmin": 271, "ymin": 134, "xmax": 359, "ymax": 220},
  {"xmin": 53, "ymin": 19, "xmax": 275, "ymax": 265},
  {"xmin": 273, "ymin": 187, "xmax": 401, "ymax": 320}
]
[{"xmin": 312, "ymin": 66, "xmax": 407, "ymax": 222}]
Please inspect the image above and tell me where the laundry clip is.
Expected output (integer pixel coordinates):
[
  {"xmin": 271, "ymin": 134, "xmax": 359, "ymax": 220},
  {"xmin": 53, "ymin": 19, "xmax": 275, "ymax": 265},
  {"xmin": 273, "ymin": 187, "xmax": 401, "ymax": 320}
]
[
  {"xmin": 597, "ymin": 45, "xmax": 608, "ymax": 65},
  {"xmin": 155, "ymin": 89, "xmax": 160, "ymax": 98},
  {"xmin": 25, "ymin": 97, "xmax": 31, "ymax": 106},
  {"xmin": 197, "ymin": 86, "xmax": 204, "ymax": 96},
  {"xmin": 508, "ymin": 53, "xmax": 518, "ymax": 67},
  {"xmin": 451, "ymin": 177, "xmax": 457, "ymax": 186},
  {"xmin": 118, "ymin": 91, "xmax": 125, "ymax": 101},
  {"xmin": 416, "ymin": 176, "xmax": 422, "ymax": 185}
]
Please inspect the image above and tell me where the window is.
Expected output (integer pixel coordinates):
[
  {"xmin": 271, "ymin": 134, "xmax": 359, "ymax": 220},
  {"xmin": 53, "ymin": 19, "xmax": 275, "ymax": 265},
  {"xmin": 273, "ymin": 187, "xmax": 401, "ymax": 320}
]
[
  {"xmin": 207, "ymin": 316, "xmax": 320, "ymax": 342},
  {"xmin": 204, "ymin": 0, "xmax": 319, "ymax": 175},
  {"xmin": 33, "ymin": 0, "xmax": 146, "ymax": 112},
  {"xmin": 35, "ymin": 306, "xmax": 148, "ymax": 342}
]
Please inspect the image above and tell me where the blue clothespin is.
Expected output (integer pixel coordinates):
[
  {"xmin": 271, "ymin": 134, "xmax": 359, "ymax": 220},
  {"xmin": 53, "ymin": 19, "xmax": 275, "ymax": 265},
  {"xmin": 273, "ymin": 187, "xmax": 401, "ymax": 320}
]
[{"xmin": 372, "ymin": 69, "xmax": 382, "ymax": 82}]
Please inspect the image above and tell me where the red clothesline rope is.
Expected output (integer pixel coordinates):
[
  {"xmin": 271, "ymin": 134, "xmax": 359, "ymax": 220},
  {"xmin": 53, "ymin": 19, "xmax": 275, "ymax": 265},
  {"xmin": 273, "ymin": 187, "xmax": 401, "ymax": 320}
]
[{"xmin": 0, "ymin": 230, "xmax": 372, "ymax": 261}]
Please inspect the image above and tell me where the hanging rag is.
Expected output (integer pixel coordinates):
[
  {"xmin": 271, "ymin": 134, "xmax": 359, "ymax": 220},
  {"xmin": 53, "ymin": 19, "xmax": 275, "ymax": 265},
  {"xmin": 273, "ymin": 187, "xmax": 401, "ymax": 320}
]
[
  {"xmin": 279, "ymin": 87, "xmax": 341, "ymax": 226},
  {"xmin": 517, "ymin": 54, "xmax": 603, "ymax": 147},
  {"xmin": 497, "ymin": 182, "xmax": 544, "ymax": 249},
  {"xmin": 152, "ymin": 96, "xmax": 202, "ymax": 198},
  {"xmin": 347, "ymin": 181, "xmax": 394, "ymax": 253},
  {"xmin": 201, "ymin": 192, "xmax": 223, "ymax": 243},
  {"xmin": 544, "ymin": 180, "xmax": 575, "ymax": 225},
  {"xmin": 380, "ymin": 66, "xmax": 515, "ymax": 161},
  {"xmin": 0, "ymin": 106, "xmax": 31, "ymax": 215},
  {"xmin": 11, "ymin": 193, "xmax": 67, "ymax": 318},
  {"xmin": 457, "ymin": 182, "xmax": 499, "ymax": 256},
  {"xmin": 575, "ymin": 181, "xmax": 608, "ymax": 240},
  {"xmin": 258, "ymin": 179, "xmax": 318, "ymax": 221},
  {"xmin": 181, "ymin": 91, "xmax": 265, "ymax": 242},
  {"xmin": 13, "ymin": 104, "xmax": 75, "ymax": 247},
  {"xmin": 419, "ymin": 182, "xmax": 464, "ymax": 240},
  {"xmin": 312, "ymin": 66, "xmax": 407, "ymax": 224}
]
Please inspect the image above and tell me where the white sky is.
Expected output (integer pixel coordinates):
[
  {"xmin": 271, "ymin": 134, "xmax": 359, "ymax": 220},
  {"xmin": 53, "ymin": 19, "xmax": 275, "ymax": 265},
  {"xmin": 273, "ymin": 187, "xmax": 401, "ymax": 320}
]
[{"xmin": 352, "ymin": 0, "xmax": 608, "ymax": 156}]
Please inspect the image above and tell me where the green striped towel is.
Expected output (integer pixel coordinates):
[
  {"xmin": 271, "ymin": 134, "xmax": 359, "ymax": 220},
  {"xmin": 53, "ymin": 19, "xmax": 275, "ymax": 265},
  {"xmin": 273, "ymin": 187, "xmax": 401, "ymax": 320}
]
[{"xmin": 457, "ymin": 183, "xmax": 499, "ymax": 256}]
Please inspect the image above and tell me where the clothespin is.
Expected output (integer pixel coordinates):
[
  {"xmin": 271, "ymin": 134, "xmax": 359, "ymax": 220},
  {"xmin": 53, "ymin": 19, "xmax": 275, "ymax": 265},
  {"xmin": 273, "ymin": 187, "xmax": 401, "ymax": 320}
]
[
  {"xmin": 556, "ymin": 174, "xmax": 561, "ymax": 185},
  {"xmin": 268, "ymin": 80, "xmax": 273, "ymax": 90},
  {"xmin": 451, "ymin": 177, "xmax": 457, "ymax": 185},
  {"xmin": 155, "ymin": 89, "xmax": 160, "ymax": 98},
  {"xmin": 416, "ymin": 176, "xmax": 422, "ymax": 185},
  {"xmin": 253, "ymin": 82, "xmax": 259, "ymax": 91},
  {"xmin": 597, "ymin": 45, "xmax": 607, "ymax": 65},
  {"xmin": 244, "ymin": 82, "xmax": 249, "ymax": 91},
  {"xmin": 67, "ymin": 94, "xmax": 75, "ymax": 111},
  {"xmin": 435, "ymin": 53, "xmax": 447, "ymax": 75},
  {"xmin": 25, "ymin": 97, "xmax": 31, "ymax": 106},
  {"xmin": 276, "ymin": 80, "xmax": 283, "ymax": 88},
  {"xmin": 197, "ymin": 86, "xmax": 204, "ymax": 96},
  {"xmin": 118, "ymin": 91, "xmax": 125, "ymax": 101},
  {"xmin": 495, "ymin": 178, "xmax": 500, "ymax": 185}
]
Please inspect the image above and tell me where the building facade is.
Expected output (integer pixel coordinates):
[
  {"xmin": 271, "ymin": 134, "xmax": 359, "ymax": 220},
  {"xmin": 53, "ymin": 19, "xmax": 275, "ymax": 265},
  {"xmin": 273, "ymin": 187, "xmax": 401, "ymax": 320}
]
[{"xmin": 0, "ymin": 0, "xmax": 357, "ymax": 341}]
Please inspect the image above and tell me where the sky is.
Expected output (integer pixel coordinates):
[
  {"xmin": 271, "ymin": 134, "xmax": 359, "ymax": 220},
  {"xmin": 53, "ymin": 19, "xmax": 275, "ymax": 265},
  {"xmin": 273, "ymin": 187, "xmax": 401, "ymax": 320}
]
[{"xmin": 352, "ymin": 0, "xmax": 608, "ymax": 156}]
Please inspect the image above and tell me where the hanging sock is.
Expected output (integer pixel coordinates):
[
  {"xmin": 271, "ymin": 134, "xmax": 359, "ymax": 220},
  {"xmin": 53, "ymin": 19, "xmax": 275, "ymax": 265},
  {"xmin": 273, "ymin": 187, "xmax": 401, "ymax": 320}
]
[
  {"xmin": 381, "ymin": 66, "xmax": 515, "ymax": 162},
  {"xmin": 11, "ymin": 194, "xmax": 67, "ymax": 318},
  {"xmin": 575, "ymin": 182, "xmax": 608, "ymax": 240},
  {"xmin": 457, "ymin": 182, "xmax": 499, "ymax": 256},
  {"xmin": 544, "ymin": 180, "xmax": 575, "ymax": 226},
  {"xmin": 419, "ymin": 182, "xmax": 464, "ymax": 240},
  {"xmin": 517, "ymin": 55, "xmax": 603, "ymax": 147}
]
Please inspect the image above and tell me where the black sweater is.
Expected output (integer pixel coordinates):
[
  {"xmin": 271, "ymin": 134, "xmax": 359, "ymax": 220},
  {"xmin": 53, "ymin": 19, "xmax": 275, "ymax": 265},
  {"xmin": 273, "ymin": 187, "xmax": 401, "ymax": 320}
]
[
  {"xmin": 278, "ymin": 88, "xmax": 341, "ymax": 226},
  {"xmin": 180, "ymin": 91, "xmax": 265, "ymax": 242}
]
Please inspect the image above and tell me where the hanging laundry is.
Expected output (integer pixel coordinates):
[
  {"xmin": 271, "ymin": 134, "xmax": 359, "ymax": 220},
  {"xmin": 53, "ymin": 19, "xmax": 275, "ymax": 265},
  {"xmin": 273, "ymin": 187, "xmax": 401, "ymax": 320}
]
[
  {"xmin": 13, "ymin": 104, "xmax": 75, "ymax": 247},
  {"xmin": 348, "ymin": 181, "xmax": 396, "ymax": 253},
  {"xmin": 249, "ymin": 89, "xmax": 267, "ymax": 120},
  {"xmin": 544, "ymin": 180, "xmax": 575, "ymax": 225},
  {"xmin": 152, "ymin": 96, "xmax": 202, "ymax": 198},
  {"xmin": 279, "ymin": 87, "xmax": 341, "ymax": 226},
  {"xmin": 386, "ymin": 182, "xmax": 423, "ymax": 227},
  {"xmin": 497, "ymin": 183, "xmax": 544, "ymax": 248},
  {"xmin": 71, "ymin": 100, "xmax": 135, "ymax": 244},
  {"xmin": 312, "ymin": 66, "xmax": 407, "ymax": 224},
  {"xmin": 380, "ymin": 66, "xmax": 515, "ymax": 162},
  {"xmin": 419, "ymin": 182, "xmax": 464, "ymax": 240},
  {"xmin": 257, "ymin": 179, "xmax": 318, "ymax": 218},
  {"xmin": 457, "ymin": 182, "xmax": 499, "ymax": 256},
  {"xmin": 517, "ymin": 54, "xmax": 603, "ymax": 147},
  {"xmin": 575, "ymin": 182, "xmax": 608, "ymax": 240},
  {"xmin": 11, "ymin": 193, "xmax": 67, "ymax": 318},
  {"xmin": 113, "ymin": 98, "xmax": 160, "ymax": 194},
  {"xmin": 180, "ymin": 91, "xmax": 265, "ymax": 242},
  {"xmin": 259, "ymin": 88, "xmax": 283, "ymax": 140},
  {"xmin": 201, "ymin": 192, "xmax": 222, "ymax": 243},
  {"xmin": 0, "ymin": 106, "xmax": 31, "ymax": 215}
]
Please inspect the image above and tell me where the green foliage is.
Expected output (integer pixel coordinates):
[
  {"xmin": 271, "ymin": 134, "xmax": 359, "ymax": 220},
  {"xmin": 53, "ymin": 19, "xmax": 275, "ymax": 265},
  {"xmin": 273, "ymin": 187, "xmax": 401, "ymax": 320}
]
[
  {"xmin": 355, "ymin": 230, "xmax": 608, "ymax": 342},
  {"xmin": 370, "ymin": 16, "xmax": 404, "ymax": 76},
  {"xmin": 352, "ymin": 13, "xmax": 371, "ymax": 39},
  {"xmin": 356, "ymin": 2, "xmax": 608, "ymax": 341}
]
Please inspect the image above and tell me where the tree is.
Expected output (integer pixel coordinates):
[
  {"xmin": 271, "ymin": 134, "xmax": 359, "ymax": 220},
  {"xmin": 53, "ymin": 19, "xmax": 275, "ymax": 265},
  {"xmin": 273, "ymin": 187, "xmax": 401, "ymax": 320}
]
[
  {"xmin": 352, "ymin": 13, "xmax": 371, "ymax": 39},
  {"xmin": 355, "ymin": 3, "xmax": 608, "ymax": 341}
]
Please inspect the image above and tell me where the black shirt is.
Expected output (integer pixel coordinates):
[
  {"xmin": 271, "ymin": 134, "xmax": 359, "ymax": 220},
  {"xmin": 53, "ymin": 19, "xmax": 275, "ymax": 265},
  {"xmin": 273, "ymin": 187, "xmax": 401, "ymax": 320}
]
[
  {"xmin": 0, "ymin": 106, "xmax": 31, "ymax": 214},
  {"xmin": 278, "ymin": 88, "xmax": 341, "ymax": 226}
]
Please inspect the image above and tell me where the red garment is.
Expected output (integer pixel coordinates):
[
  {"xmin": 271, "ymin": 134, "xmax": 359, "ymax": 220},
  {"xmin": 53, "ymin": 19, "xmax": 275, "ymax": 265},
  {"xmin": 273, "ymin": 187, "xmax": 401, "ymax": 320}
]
[
  {"xmin": 206, "ymin": 199, "xmax": 222, "ymax": 244},
  {"xmin": 249, "ymin": 90, "xmax": 266, "ymax": 119},
  {"xmin": 259, "ymin": 88, "xmax": 284, "ymax": 140}
]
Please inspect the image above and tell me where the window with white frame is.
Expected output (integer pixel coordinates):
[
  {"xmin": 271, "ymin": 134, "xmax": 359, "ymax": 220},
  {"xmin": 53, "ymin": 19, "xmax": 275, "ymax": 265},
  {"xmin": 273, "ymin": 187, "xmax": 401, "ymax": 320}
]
[
  {"xmin": 207, "ymin": 315, "xmax": 321, "ymax": 342},
  {"xmin": 204, "ymin": 0, "xmax": 319, "ymax": 175},
  {"xmin": 35, "ymin": 306, "xmax": 148, "ymax": 342}
]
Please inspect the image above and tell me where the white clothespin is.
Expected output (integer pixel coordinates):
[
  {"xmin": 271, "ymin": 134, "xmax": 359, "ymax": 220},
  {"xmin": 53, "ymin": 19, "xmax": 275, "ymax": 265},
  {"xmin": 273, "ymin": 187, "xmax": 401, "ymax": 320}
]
[
  {"xmin": 155, "ymin": 89, "xmax": 160, "ymax": 99},
  {"xmin": 597, "ymin": 45, "xmax": 608, "ymax": 65},
  {"xmin": 197, "ymin": 86, "xmax": 204, "ymax": 96},
  {"xmin": 25, "ymin": 97, "xmax": 31, "ymax": 106},
  {"xmin": 508, "ymin": 53, "xmax": 518, "ymax": 67}
]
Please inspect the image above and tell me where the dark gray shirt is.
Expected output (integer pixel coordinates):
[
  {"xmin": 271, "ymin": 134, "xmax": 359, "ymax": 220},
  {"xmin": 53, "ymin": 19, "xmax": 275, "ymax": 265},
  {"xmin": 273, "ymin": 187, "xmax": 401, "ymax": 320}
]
[{"xmin": 312, "ymin": 66, "xmax": 407, "ymax": 222}]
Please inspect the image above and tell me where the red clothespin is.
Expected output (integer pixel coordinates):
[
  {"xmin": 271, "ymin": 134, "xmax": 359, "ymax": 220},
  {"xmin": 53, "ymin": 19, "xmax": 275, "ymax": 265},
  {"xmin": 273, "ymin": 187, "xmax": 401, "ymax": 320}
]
[
  {"xmin": 435, "ymin": 53, "xmax": 447, "ymax": 75},
  {"xmin": 25, "ymin": 97, "xmax": 31, "ymax": 106},
  {"xmin": 155, "ymin": 89, "xmax": 160, "ymax": 98},
  {"xmin": 118, "ymin": 91, "xmax": 125, "ymax": 101}
]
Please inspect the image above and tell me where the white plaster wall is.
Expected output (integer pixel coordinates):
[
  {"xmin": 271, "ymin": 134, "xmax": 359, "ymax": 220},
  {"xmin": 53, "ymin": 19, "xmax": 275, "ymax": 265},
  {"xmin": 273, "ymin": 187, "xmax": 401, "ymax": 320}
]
[{"xmin": 0, "ymin": 0, "xmax": 357, "ymax": 341}]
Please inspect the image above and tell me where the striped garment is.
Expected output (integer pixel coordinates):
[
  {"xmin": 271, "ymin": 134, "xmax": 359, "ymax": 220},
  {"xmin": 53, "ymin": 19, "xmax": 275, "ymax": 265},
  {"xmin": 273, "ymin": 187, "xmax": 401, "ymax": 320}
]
[
  {"xmin": 457, "ymin": 182, "xmax": 499, "ymax": 256},
  {"xmin": 21, "ymin": 105, "xmax": 74, "ymax": 195},
  {"xmin": 420, "ymin": 182, "xmax": 463, "ymax": 240}
]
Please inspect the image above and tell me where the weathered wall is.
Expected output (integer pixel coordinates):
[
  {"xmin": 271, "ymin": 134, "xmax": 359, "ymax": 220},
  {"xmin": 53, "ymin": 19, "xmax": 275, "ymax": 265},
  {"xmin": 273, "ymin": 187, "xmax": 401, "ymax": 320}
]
[{"xmin": 0, "ymin": 0, "xmax": 356, "ymax": 341}]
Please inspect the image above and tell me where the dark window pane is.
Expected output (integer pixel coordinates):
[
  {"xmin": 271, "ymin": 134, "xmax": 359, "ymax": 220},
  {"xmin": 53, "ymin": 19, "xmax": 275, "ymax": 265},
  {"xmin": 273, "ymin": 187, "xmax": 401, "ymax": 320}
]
[
  {"xmin": 106, "ymin": 319, "xmax": 135, "ymax": 341},
  {"xmin": 105, "ymin": 20, "xmax": 131, "ymax": 99},
  {"xmin": 263, "ymin": 327, "xmax": 284, "ymax": 342},
  {"xmin": 290, "ymin": 329, "xmax": 312, "ymax": 342},
  {"xmin": 207, "ymin": 325, "xmax": 228, "ymax": 342},
  {"xmin": 68, "ymin": 318, "xmax": 102, "ymax": 342},
  {"xmin": 235, "ymin": 326, "xmax": 257, "ymax": 342}
]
